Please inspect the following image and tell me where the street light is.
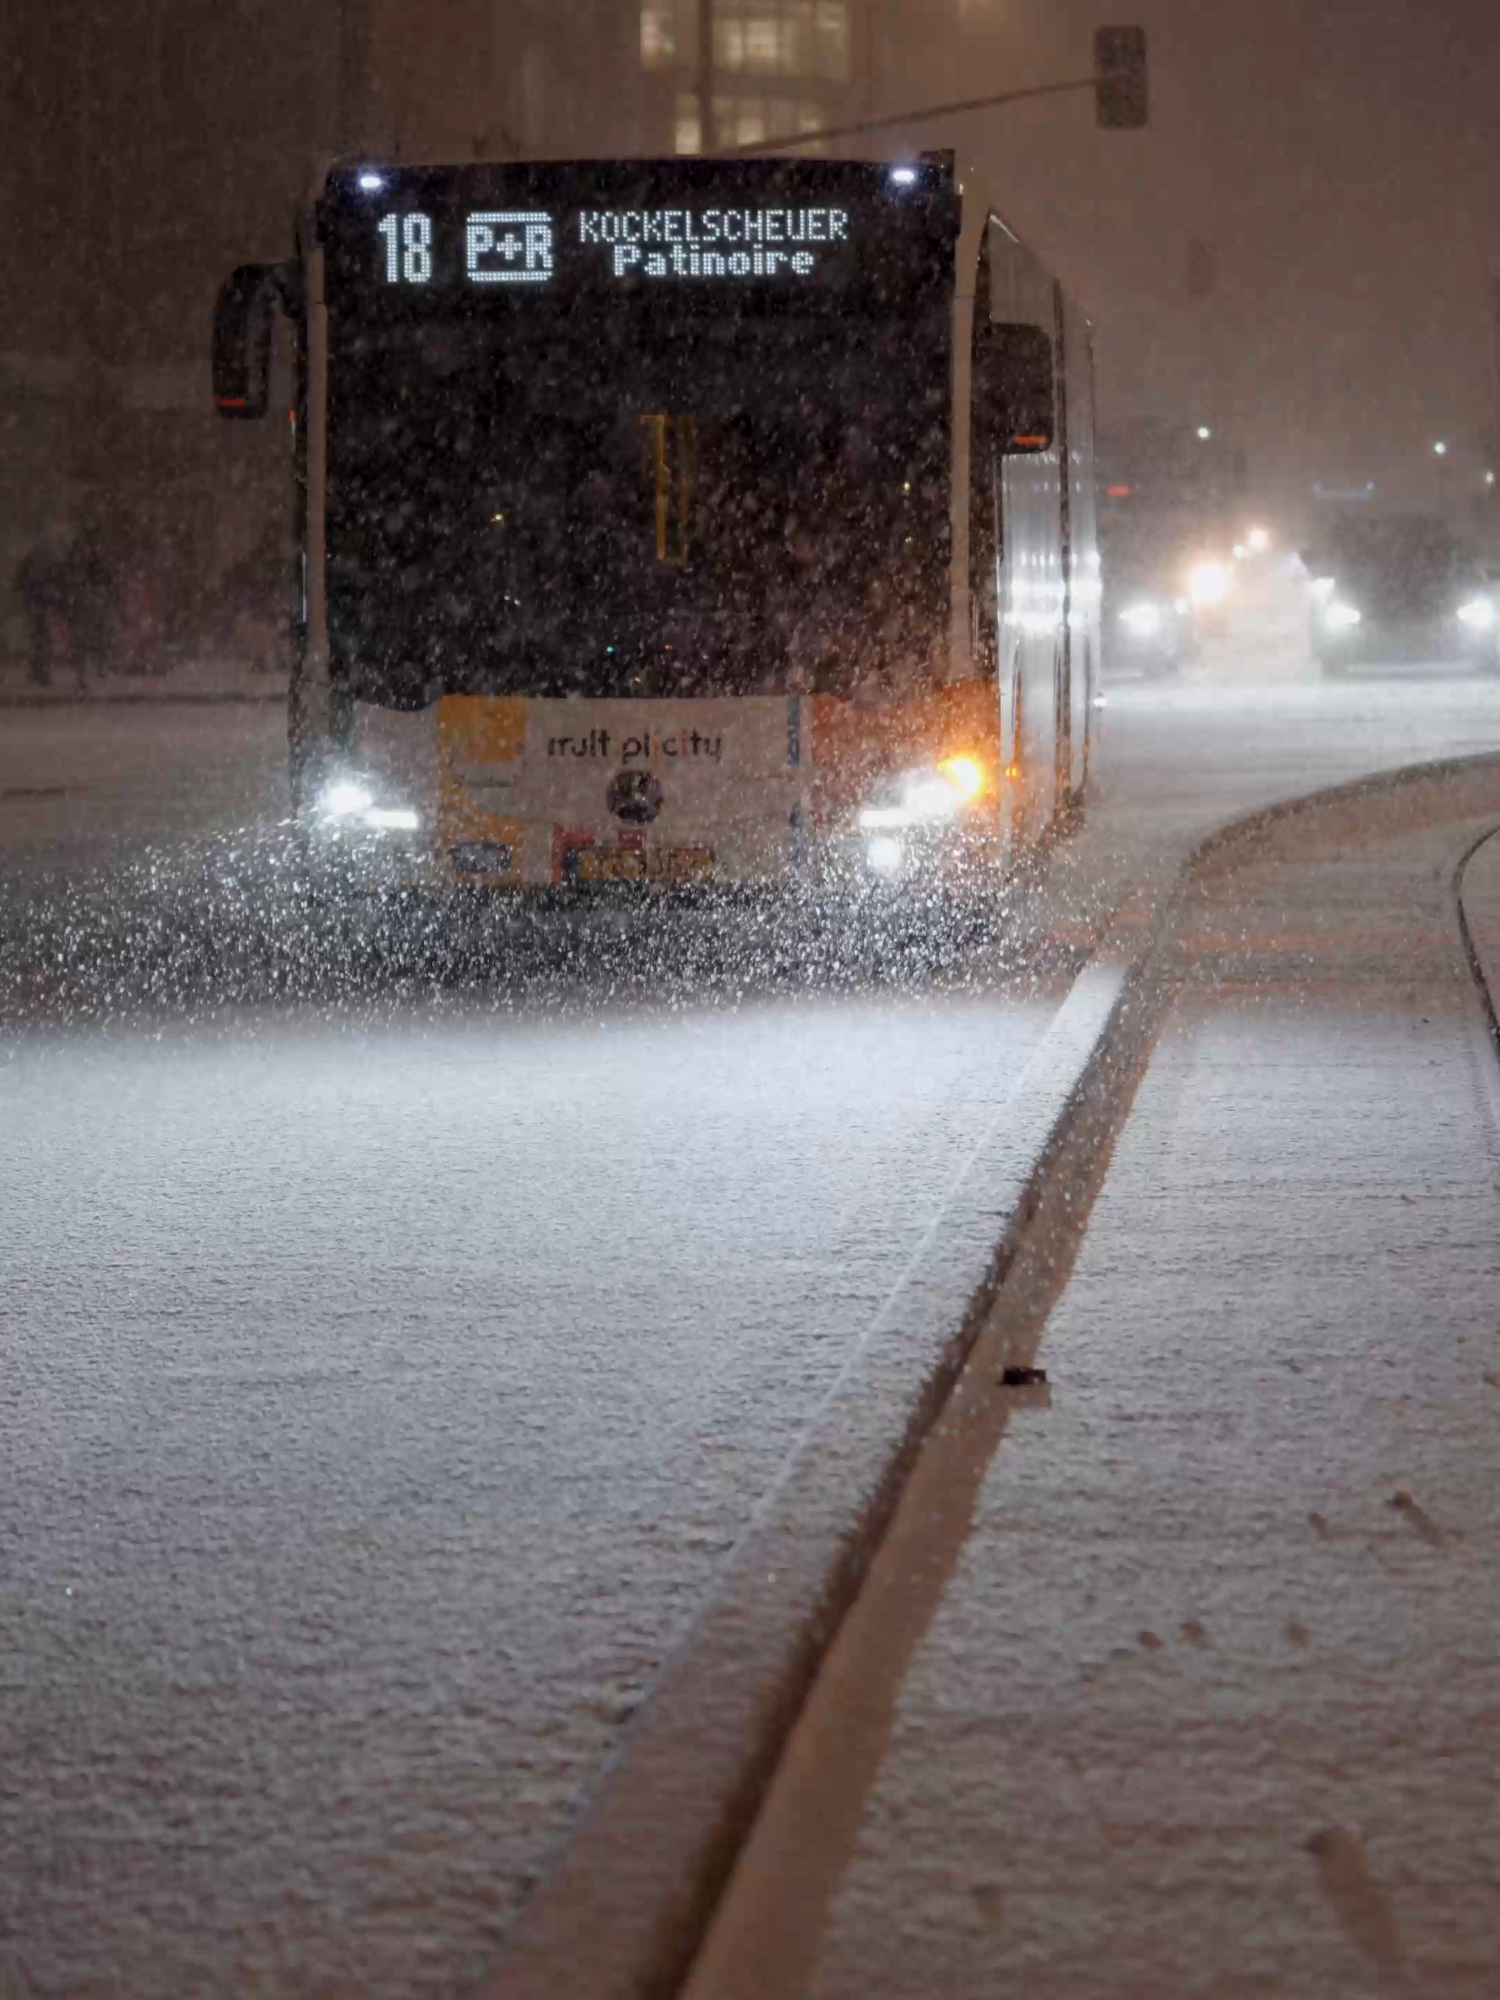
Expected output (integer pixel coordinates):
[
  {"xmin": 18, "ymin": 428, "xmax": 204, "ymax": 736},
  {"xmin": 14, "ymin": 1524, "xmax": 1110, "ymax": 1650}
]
[
  {"xmin": 1434, "ymin": 440, "xmax": 1449, "ymax": 456},
  {"xmin": 1196, "ymin": 425, "xmax": 1212, "ymax": 440}
]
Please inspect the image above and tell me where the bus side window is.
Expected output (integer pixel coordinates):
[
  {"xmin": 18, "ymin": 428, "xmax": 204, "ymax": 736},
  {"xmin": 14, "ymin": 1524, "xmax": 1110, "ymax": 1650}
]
[{"xmin": 969, "ymin": 354, "xmax": 1002, "ymax": 677}]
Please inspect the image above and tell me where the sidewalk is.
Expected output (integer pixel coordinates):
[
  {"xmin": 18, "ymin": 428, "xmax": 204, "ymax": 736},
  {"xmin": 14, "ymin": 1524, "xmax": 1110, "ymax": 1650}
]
[
  {"xmin": 0, "ymin": 656, "xmax": 286, "ymax": 705},
  {"xmin": 687, "ymin": 761, "xmax": 1500, "ymax": 1999}
]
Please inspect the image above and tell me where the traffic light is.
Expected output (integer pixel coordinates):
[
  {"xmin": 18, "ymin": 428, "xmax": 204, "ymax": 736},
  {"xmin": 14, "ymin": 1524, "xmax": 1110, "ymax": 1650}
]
[{"xmin": 1096, "ymin": 25, "xmax": 1148, "ymax": 129}]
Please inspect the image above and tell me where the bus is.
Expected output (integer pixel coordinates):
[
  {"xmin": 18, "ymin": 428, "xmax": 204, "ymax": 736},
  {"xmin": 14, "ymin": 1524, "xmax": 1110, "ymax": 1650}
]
[{"xmin": 212, "ymin": 153, "xmax": 1097, "ymax": 902}]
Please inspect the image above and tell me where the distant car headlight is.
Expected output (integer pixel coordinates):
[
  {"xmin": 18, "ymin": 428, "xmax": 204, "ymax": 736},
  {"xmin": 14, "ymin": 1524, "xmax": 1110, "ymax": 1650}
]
[
  {"xmin": 1323, "ymin": 601, "xmax": 1362, "ymax": 631},
  {"xmin": 857, "ymin": 758, "xmax": 985, "ymax": 832},
  {"xmin": 1246, "ymin": 526, "xmax": 1272, "ymax": 554},
  {"xmin": 1457, "ymin": 597, "xmax": 1496, "ymax": 630},
  {"xmin": 1186, "ymin": 561, "xmax": 1232, "ymax": 606},
  {"xmin": 1119, "ymin": 601, "xmax": 1165, "ymax": 636}
]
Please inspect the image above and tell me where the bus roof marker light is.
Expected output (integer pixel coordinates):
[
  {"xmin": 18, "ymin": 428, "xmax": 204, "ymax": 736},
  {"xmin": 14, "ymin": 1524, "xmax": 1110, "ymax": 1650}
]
[
  {"xmin": 357, "ymin": 171, "xmax": 386, "ymax": 192},
  {"xmin": 889, "ymin": 166, "xmax": 918, "ymax": 186}
]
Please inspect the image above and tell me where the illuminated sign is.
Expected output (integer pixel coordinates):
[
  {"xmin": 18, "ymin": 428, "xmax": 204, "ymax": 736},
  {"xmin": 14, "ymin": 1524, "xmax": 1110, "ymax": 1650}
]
[
  {"xmin": 377, "ymin": 212, "xmax": 433, "ymax": 284},
  {"xmin": 465, "ymin": 212, "xmax": 554, "ymax": 284},
  {"xmin": 326, "ymin": 163, "xmax": 957, "ymax": 315},
  {"xmin": 375, "ymin": 206, "xmax": 851, "ymax": 289},
  {"xmin": 579, "ymin": 208, "xmax": 847, "ymax": 281}
]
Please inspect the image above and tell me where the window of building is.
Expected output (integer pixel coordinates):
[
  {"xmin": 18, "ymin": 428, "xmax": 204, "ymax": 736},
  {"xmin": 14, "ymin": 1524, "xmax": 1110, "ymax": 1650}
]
[
  {"xmin": 674, "ymin": 90, "xmax": 702, "ymax": 153},
  {"xmin": 810, "ymin": 2, "xmax": 851, "ymax": 82},
  {"xmin": 711, "ymin": 93, "xmax": 827, "ymax": 146},
  {"xmin": 646, "ymin": 3, "xmax": 852, "ymax": 79},
  {"xmin": 712, "ymin": 3, "xmax": 851, "ymax": 81},
  {"xmin": 640, "ymin": 4, "xmax": 679, "ymax": 68},
  {"xmin": 657, "ymin": 1, "xmax": 854, "ymax": 151}
]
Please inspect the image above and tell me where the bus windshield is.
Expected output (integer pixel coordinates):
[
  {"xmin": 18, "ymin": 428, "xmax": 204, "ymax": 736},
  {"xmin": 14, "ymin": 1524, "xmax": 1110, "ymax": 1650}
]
[
  {"xmin": 326, "ymin": 312, "xmax": 950, "ymax": 702},
  {"xmin": 319, "ymin": 160, "xmax": 956, "ymax": 705}
]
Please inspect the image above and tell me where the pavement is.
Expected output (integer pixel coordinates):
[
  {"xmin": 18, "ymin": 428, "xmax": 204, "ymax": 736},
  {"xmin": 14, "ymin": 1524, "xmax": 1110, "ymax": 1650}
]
[
  {"xmin": 0, "ymin": 987, "xmax": 1075, "ymax": 2000},
  {"xmin": 0, "ymin": 695, "xmax": 290, "ymax": 879},
  {"xmin": 683, "ymin": 758, "xmax": 1500, "ymax": 2000},
  {"xmin": 0, "ymin": 657, "xmax": 285, "ymax": 706},
  {"xmin": 7, "ymin": 573, "xmax": 1500, "ymax": 1998}
]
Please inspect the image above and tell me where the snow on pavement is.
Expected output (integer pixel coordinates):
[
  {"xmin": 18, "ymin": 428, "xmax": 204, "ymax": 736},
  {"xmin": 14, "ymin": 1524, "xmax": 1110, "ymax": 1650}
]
[
  {"xmin": 0, "ymin": 699, "xmax": 287, "ymax": 871},
  {"xmin": 765, "ymin": 764, "xmax": 1500, "ymax": 2000},
  {"xmin": 0, "ymin": 989, "xmax": 1058, "ymax": 1998},
  {"xmin": 5, "ymin": 589, "xmax": 1500, "ymax": 1995}
]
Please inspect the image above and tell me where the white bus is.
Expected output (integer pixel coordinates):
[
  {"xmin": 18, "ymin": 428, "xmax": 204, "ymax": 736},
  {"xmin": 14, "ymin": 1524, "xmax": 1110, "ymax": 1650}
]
[{"xmin": 213, "ymin": 152, "xmax": 1097, "ymax": 900}]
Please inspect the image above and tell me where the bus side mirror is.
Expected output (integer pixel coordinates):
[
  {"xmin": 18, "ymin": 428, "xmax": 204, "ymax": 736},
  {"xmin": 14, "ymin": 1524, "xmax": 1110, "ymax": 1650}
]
[
  {"xmin": 978, "ymin": 321, "xmax": 1056, "ymax": 455},
  {"xmin": 213, "ymin": 263, "xmax": 300, "ymax": 419}
]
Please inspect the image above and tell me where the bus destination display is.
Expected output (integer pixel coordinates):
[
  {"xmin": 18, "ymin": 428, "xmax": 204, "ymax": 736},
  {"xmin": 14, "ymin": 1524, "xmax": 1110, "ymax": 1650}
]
[{"xmin": 374, "ymin": 205, "xmax": 854, "ymax": 291}]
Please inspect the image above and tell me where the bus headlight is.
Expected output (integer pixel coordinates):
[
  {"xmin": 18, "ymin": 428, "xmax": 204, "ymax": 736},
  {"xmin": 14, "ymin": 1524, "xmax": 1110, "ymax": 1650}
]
[
  {"xmin": 321, "ymin": 779, "xmax": 374, "ymax": 818},
  {"xmin": 317, "ymin": 774, "xmax": 421, "ymax": 833},
  {"xmin": 937, "ymin": 754, "xmax": 984, "ymax": 799},
  {"xmin": 1323, "ymin": 601, "xmax": 1362, "ymax": 631},
  {"xmin": 857, "ymin": 758, "xmax": 985, "ymax": 831},
  {"xmin": 1457, "ymin": 597, "xmax": 1496, "ymax": 630}
]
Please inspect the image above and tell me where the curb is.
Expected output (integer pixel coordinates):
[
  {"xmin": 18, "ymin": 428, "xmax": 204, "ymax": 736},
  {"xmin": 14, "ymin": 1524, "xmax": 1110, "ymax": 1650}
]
[
  {"xmin": 492, "ymin": 750, "xmax": 1500, "ymax": 2000},
  {"xmin": 1456, "ymin": 823, "xmax": 1500, "ymax": 1061},
  {"xmin": 491, "ymin": 894, "xmax": 1183, "ymax": 2000}
]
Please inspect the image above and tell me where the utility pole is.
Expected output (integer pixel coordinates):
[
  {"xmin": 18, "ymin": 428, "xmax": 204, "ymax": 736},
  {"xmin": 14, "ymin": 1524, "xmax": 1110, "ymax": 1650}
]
[{"xmin": 696, "ymin": 0, "xmax": 717, "ymax": 153}]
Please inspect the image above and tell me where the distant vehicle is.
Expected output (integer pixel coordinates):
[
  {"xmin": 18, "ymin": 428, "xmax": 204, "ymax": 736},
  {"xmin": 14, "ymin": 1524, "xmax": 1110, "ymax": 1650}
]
[
  {"xmin": 1097, "ymin": 421, "xmax": 1246, "ymax": 673},
  {"xmin": 212, "ymin": 155, "xmax": 1098, "ymax": 903},
  {"xmin": 1303, "ymin": 514, "xmax": 1500, "ymax": 674},
  {"xmin": 1096, "ymin": 518, "xmax": 1196, "ymax": 679}
]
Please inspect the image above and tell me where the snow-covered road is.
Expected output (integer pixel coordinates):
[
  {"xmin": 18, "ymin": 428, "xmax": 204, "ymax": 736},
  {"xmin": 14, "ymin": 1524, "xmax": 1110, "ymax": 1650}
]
[
  {"xmin": 5, "ymin": 580, "xmax": 1500, "ymax": 1996},
  {"xmin": 2, "ymin": 990, "xmax": 1062, "ymax": 1998}
]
